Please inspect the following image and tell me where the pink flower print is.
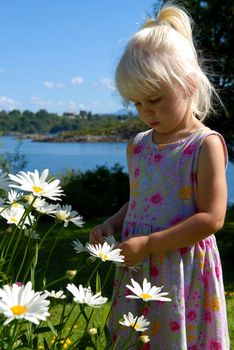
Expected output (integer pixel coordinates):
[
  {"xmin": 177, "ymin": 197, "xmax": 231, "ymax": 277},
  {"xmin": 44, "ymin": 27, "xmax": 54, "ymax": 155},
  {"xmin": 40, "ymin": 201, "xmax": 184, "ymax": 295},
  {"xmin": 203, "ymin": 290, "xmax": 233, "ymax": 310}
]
[
  {"xmin": 199, "ymin": 240, "xmax": 205, "ymax": 249},
  {"xmin": 154, "ymin": 153, "xmax": 163, "ymax": 163},
  {"xmin": 204, "ymin": 311, "xmax": 212, "ymax": 322},
  {"xmin": 16, "ymin": 281, "xmax": 23, "ymax": 286},
  {"xmin": 133, "ymin": 144, "xmax": 143, "ymax": 154},
  {"xmin": 201, "ymin": 275, "xmax": 209, "ymax": 289},
  {"xmin": 131, "ymin": 200, "xmax": 136, "ymax": 210},
  {"xmin": 170, "ymin": 321, "xmax": 180, "ymax": 331},
  {"xmin": 150, "ymin": 265, "xmax": 159, "ymax": 277},
  {"xmin": 188, "ymin": 346, "xmax": 197, "ymax": 350},
  {"xmin": 205, "ymin": 239, "xmax": 212, "ymax": 248},
  {"xmin": 179, "ymin": 247, "xmax": 190, "ymax": 255},
  {"xmin": 141, "ymin": 343, "xmax": 151, "ymax": 350},
  {"xmin": 209, "ymin": 340, "xmax": 222, "ymax": 350},
  {"xmin": 150, "ymin": 193, "xmax": 163, "ymax": 206},
  {"xmin": 183, "ymin": 144, "xmax": 195, "ymax": 155},
  {"xmin": 171, "ymin": 216, "xmax": 183, "ymax": 226},
  {"xmin": 215, "ymin": 265, "xmax": 221, "ymax": 280},
  {"xmin": 112, "ymin": 334, "xmax": 118, "ymax": 342},
  {"xmin": 142, "ymin": 306, "xmax": 149, "ymax": 316},
  {"xmin": 134, "ymin": 167, "xmax": 140, "ymax": 177},
  {"xmin": 187, "ymin": 310, "xmax": 197, "ymax": 321},
  {"xmin": 123, "ymin": 227, "xmax": 129, "ymax": 238}
]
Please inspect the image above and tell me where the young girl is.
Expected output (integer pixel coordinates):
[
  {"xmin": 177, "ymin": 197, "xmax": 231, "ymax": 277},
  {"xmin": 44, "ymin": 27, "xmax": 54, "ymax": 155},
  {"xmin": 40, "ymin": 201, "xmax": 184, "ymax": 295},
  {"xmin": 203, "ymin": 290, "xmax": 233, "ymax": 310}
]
[{"xmin": 90, "ymin": 2, "xmax": 230, "ymax": 349}]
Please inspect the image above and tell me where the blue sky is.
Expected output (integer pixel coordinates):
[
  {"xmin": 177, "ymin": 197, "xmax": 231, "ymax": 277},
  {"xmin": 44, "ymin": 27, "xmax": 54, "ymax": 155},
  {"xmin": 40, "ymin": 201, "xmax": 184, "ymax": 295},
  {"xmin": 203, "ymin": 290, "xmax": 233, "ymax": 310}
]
[{"xmin": 0, "ymin": 0, "xmax": 158, "ymax": 115}]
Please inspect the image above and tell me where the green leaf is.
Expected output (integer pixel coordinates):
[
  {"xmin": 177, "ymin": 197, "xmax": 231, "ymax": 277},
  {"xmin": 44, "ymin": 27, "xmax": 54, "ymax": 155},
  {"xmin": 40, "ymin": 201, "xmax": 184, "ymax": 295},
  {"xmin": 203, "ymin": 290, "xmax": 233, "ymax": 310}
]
[{"xmin": 95, "ymin": 271, "xmax": 101, "ymax": 293}]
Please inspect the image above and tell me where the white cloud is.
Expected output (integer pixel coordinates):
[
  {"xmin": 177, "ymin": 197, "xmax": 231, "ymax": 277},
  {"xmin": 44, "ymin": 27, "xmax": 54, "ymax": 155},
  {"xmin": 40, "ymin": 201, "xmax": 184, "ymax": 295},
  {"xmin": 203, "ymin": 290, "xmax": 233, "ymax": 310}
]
[
  {"xmin": 58, "ymin": 100, "xmax": 87, "ymax": 112},
  {"xmin": 95, "ymin": 78, "xmax": 115, "ymax": 91},
  {"xmin": 43, "ymin": 81, "xmax": 65, "ymax": 89},
  {"xmin": 43, "ymin": 81, "xmax": 54, "ymax": 89},
  {"xmin": 70, "ymin": 76, "xmax": 84, "ymax": 85},
  {"xmin": 30, "ymin": 96, "xmax": 54, "ymax": 108},
  {"xmin": 56, "ymin": 82, "xmax": 65, "ymax": 89},
  {"xmin": 0, "ymin": 96, "xmax": 19, "ymax": 110}
]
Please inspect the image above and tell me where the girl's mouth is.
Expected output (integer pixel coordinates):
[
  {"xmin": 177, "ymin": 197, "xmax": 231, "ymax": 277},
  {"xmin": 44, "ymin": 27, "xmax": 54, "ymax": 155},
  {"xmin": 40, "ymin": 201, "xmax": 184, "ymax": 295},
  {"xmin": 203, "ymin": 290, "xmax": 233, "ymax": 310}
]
[{"xmin": 149, "ymin": 122, "xmax": 160, "ymax": 128}]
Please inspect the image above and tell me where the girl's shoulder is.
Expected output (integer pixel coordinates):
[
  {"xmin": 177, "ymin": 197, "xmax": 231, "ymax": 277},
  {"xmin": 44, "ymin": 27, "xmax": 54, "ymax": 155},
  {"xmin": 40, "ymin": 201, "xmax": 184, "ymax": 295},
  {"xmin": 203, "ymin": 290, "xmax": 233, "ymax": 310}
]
[{"xmin": 197, "ymin": 128, "xmax": 228, "ymax": 167}]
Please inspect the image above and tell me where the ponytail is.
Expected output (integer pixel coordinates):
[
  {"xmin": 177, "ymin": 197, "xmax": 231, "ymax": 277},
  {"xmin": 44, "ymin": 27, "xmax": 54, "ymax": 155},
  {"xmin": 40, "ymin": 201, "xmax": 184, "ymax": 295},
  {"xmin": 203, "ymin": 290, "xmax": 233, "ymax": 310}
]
[
  {"xmin": 115, "ymin": 1, "xmax": 220, "ymax": 121},
  {"xmin": 156, "ymin": 3, "xmax": 194, "ymax": 45}
]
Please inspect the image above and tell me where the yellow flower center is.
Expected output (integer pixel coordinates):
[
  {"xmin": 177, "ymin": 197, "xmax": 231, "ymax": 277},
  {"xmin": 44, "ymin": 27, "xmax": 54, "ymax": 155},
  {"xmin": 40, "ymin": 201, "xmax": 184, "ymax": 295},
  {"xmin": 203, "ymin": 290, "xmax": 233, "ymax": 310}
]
[
  {"xmin": 56, "ymin": 212, "xmax": 66, "ymax": 221},
  {"xmin": 32, "ymin": 185, "xmax": 43, "ymax": 193},
  {"xmin": 10, "ymin": 217, "xmax": 17, "ymax": 223},
  {"xmin": 10, "ymin": 305, "xmax": 27, "ymax": 315},
  {"xmin": 140, "ymin": 293, "xmax": 151, "ymax": 299},
  {"xmin": 98, "ymin": 252, "xmax": 108, "ymax": 261},
  {"xmin": 12, "ymin": 202, "xmax": 19, "ymax": 207},
  {"xmin": 129, "ymin": 322, "xmax": 140, "ymax": 330}
]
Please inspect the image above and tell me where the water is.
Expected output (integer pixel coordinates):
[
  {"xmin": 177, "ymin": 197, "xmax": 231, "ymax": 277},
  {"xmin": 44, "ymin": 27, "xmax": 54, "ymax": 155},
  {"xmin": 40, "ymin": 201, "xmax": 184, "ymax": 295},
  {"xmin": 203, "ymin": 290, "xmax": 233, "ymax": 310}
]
[{"xmin": 0, "ymin": 135, "xmax": 233, "ymax": 205}]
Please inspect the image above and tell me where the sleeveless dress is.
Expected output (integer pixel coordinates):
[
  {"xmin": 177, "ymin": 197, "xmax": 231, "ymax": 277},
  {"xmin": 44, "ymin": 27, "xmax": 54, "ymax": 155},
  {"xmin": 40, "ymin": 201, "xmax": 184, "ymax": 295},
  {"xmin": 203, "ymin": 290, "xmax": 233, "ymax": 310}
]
[{"xmin": 108, "ymin": 128, "xmax": 230, "ymax": 350}]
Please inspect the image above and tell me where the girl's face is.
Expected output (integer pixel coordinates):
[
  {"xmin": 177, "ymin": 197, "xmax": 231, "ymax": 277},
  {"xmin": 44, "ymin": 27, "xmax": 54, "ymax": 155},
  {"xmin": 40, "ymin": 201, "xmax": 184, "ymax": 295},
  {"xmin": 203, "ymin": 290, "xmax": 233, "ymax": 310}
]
[{"xmin": 132, "ymin": 84, "xmax": 194, "ymax": 135}]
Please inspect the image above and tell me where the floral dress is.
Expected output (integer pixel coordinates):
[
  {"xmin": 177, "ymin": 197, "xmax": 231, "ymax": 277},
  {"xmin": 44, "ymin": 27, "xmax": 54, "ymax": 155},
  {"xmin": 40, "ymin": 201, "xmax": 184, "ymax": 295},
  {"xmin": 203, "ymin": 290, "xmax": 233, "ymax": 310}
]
[{"xmin": 108, "ymin": 128, "xmax": 230, "ymax": 350}]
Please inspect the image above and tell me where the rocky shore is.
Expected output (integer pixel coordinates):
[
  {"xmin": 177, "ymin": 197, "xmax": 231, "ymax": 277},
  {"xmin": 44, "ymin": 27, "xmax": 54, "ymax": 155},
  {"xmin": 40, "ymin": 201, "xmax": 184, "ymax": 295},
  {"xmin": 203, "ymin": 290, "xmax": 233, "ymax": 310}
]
[{"xmin": 22, "ymin": 133, "xmax": 128, "ymax": 143}]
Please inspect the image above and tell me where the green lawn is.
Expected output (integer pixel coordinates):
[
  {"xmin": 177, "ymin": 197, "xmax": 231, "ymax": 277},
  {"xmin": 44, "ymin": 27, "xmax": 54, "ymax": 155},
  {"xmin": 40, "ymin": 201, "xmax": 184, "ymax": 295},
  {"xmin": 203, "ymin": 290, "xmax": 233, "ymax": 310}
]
[
  {"xmin": 0, "ymin": 207, "xmax": 233, "ymax": 347},
  {"xmin": 36, "ymin": 209, "xmax": 234, "ymax": 347}
]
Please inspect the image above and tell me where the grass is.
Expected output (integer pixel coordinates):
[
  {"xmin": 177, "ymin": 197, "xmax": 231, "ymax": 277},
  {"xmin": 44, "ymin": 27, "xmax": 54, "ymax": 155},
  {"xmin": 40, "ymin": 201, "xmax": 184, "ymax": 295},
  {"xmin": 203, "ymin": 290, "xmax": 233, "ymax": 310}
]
[
  {"xmin": 37, "ymin": 302, "xmax": 111, "ymax": 349},
  {"xmin": 33, "ymin": 208, "xmax": 234, "ymax": 347},
  {"xmin": 0, "ymin": 207, "xmax": 234, "ymax": 347}
]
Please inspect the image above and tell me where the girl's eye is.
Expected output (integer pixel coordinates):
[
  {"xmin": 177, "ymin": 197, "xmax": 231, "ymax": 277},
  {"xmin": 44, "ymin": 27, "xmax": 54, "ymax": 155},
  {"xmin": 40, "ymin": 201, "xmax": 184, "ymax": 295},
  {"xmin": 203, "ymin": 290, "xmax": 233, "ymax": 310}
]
[
  {"xmin": 134, "ymin": 102, "xmax": 142, "ymax": 107},
  {"xmin": 149, "ymin": 97, "xmax": 162, "ymax": 104}
]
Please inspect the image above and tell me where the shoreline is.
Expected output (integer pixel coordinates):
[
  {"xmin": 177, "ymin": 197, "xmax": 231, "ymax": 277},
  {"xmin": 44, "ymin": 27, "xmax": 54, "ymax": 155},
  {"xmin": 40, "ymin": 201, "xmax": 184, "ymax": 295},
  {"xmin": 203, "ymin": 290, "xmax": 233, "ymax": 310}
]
[{"xmin": 3, "ymin": 132, "xmax": 128, "ymax": 143}]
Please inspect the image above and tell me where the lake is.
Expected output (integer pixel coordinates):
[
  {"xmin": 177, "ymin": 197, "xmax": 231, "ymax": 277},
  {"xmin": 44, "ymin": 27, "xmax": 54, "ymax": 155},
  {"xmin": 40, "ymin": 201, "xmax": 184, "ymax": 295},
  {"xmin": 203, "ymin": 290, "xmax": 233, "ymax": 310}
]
[{"xmin": 0, "ymin": 135, "xmax": 233, "ymax": 205}]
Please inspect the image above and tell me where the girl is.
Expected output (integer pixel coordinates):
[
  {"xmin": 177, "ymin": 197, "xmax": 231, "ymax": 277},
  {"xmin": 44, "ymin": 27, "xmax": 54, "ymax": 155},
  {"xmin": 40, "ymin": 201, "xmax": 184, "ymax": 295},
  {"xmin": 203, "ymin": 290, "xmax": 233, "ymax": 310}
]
[{"xmin": 90, "ymin": 2, "xmax": 230, "ymax": 349}]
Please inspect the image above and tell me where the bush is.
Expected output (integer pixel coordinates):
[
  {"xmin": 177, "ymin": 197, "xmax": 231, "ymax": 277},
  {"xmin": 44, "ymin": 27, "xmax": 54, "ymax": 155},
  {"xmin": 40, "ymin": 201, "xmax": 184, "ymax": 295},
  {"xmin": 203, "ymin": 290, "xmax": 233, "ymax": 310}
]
[{"xmin": 60, "ymin": 164, "xmax": 129, "ymax": 219}]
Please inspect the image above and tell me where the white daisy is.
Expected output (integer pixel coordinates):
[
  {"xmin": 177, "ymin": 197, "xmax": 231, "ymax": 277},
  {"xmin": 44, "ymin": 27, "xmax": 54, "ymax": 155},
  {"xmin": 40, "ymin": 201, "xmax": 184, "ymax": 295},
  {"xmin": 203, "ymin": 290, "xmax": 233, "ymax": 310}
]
[
  {"xmin": 119, "ymin": 312, "xmax": 150, "ymax": 332},
  {"xmin": 54, "ymin": 204, "xmax": 84, "ymax": 227},
  {"xmin": 86, "ymin": 242, "xmax": 125, "ymax": 263},
  {"xmin": 1, "ymin": 206, "xmax": 34, "ymax": 229},
  {"xmin": 44, "ymin": 290, "xmax": 66, "ymax": 299},
  {"xmin": 9, "ymin": 169, "xmax": 63, "ymax": 201},
  {"xmin": 66, "ymin": 283, "xmax": 107, "ymax": 307},
  {"xmin": 27, "ymin": 196, "xmax": 59, "ymax": 215},
  {"xmin": 0, "ymin": 171, "xmax": 10, "ymax": 191},
  {"xmin": 0, "ymin": 281, "xmax": 50, "ymax": 325},
  {"xmin": 126, "ymin": 278, "xmax": 171, "ymax": 302},
  {"xmin": 72, "ymin": 239, "xmax": 86, "ymax": 254}
]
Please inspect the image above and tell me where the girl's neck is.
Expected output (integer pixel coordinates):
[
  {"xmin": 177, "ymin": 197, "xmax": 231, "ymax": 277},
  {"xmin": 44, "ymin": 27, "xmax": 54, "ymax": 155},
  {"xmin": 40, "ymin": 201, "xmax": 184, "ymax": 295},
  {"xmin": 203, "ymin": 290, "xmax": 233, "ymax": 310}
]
[{"xmin": 152, "ymin": 117, "xmax": 204, "ymax": 145}]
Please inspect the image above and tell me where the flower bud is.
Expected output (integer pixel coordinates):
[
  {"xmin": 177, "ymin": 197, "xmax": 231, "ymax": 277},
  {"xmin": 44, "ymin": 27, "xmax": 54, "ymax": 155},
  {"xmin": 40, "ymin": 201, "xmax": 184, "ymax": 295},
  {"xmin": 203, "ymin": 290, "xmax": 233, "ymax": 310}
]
[
  {"xmin": 88, "ymin": 328, "xmax": 98, "ymax": 335},
  {"xmin": 65, "ymin": 269, "xmax": 77, "ymax": 280},
  {"xmin": 138, "ymin": 335, "xmax": 150, "ymax": 344}
]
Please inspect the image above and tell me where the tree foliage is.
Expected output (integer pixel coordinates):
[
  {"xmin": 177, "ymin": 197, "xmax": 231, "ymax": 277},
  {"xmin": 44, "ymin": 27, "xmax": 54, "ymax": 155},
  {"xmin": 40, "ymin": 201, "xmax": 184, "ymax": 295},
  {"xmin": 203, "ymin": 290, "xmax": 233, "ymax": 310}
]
[
  {"xmin": 0, "ymin": 109, "xmax": 145, "ymax": 140},
  {"xmin": 60, "ymin": 164, "xmax": 129, "ymax": 219},
  {"xmin": 159, "ymin": 0, "xmax": 234, "ymax": 159}
]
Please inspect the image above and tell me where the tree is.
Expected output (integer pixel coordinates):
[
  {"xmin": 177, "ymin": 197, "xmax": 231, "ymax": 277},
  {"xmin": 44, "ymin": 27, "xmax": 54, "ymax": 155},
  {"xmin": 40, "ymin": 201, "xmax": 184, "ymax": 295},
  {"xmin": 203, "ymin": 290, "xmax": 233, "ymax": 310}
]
[{"xmin": 157, "ymin": 0, "xmax": 234, "ymax": 159}]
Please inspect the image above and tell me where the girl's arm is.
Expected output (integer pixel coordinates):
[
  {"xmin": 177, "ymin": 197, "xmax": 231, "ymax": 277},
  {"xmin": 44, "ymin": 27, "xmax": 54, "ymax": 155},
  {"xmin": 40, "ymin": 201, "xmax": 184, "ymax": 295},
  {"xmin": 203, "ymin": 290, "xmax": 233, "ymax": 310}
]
[
  {"xmin": 89, "ymin": 202, "xmax": 129, "ymax": 244},
  {"xmin": 119, "ymin": 135, "xmax": 227, "ymax": 266}
]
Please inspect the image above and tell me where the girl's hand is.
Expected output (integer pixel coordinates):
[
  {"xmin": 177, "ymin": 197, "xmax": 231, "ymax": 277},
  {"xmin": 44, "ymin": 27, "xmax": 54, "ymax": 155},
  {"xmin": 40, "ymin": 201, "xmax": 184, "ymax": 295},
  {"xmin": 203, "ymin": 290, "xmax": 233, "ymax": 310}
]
[
  {"xmin": 89, "ymin": 222, "xmax": 115, "ymax": 245},
  {"xmin": 118, "ymin": 235, "xmax": 150, "ymax": 267}
]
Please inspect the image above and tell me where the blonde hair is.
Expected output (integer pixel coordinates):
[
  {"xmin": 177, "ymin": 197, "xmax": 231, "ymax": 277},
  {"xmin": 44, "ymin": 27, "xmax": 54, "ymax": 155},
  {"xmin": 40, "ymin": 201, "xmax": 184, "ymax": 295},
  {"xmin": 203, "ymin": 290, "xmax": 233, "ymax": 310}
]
[{"xmin": 115, "ymin": 2, "xmax": 219, "ymax": 121}]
